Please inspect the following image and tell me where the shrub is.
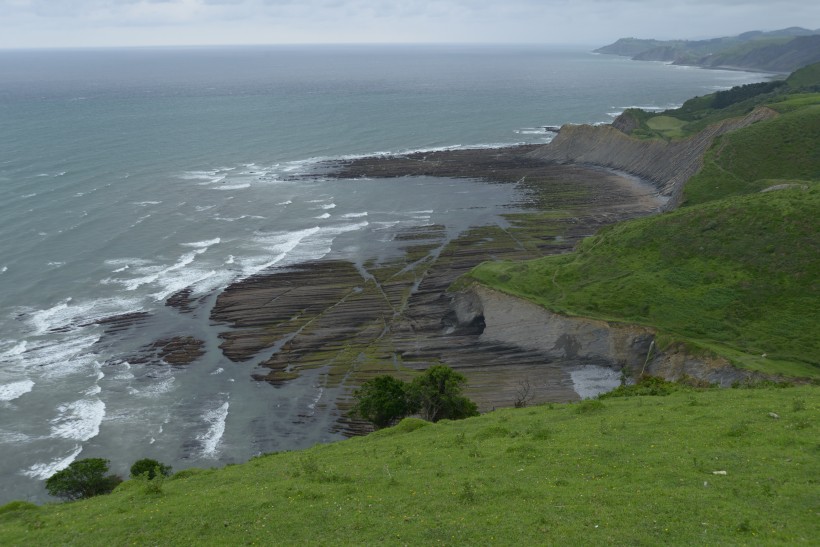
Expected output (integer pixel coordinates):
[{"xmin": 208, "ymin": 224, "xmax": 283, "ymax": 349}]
[
  {"xmin": 130, "ymin": 458, "xmax": 173, "ymax": 480},
  {"xmin": 45, "ymin": 458, "xmax": 122, "ymax": 501},
  {"xmin": 599, "ymin": 375, "xmax": 680, "ymax": 398},
  {"xmin": 407, "ymin": 365, "xmax": 479, "ymax": 423},
  {"xmin": 350, "ymin": 375, "xmax": 416, "ymax": 429}
]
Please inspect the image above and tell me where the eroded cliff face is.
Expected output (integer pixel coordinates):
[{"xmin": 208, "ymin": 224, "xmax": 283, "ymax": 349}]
[
  {"xmin": 456, "ymin": 285, "xmax": 769, "ymax": 387},
  {"xmin": 529, "ymin": 106, "xmax": 779, "ymax": 208}
]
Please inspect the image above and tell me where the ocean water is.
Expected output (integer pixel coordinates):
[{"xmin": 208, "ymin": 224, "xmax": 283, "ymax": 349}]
[{"xmin": 0, "ymin": 45, "xmax": 767, "ymax": 503}]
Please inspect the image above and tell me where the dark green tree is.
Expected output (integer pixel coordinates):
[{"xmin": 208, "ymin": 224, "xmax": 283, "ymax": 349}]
[
  {"xmin": 130, "ymin": 458, "xmax": 173, "ymax": 480},
  {"xmin": 350, "ymin": 375, "xmax": 417, "ymax": 429},
  {"xmin": 45, "ymin": 458, "xmax": 122, "ymax": 501},
  {"xmin": 407, "ymin": 365, "xmax": 479, "ymax": 422}
]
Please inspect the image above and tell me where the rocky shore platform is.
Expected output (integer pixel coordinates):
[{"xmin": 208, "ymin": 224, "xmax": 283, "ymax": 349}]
[{"xmin": 209, "ymin": 144, "xmax": 666, "ymax": 434}]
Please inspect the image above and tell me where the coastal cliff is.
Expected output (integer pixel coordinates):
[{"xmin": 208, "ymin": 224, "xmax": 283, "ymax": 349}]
[
  {"xmin": 453, "ymin": 285, "xmax": 766, "ymax": 387},
  {"xmin": 528, "ymin": 106, "xmax": 779, "ymax": 207}
]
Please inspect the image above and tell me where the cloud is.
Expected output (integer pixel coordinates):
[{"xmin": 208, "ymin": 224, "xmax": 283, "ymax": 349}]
[{"xmin": 0, "ymin": 0, "xmax": 818, "ymax": 48}]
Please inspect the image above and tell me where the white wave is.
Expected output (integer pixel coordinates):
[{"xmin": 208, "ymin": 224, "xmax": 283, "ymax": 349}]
[
  {"xmin": 132, "ymin": 375, "xmax": 176, "ymax": 397},
  {"xmin": 210, "ymin": 368, "xmax": 224, "ymax": 375},
  {"xmin": 134, "ymin": 201, "xmax": 161, "ymax": 206},
  {"xmin": 118, "ymin": 247, "xmax": 206, "ymax": 292},
  {"xmin": 198, "ymin": 400, "xmax": 229, "ymax": 457},
  {"xmin": 23, "ymin": 296, "xmax": 143, "ymax": 336},
  {"xmin": 112, "ymin": 264, "xmax": 129, "ymax": 273},
  {"xmin": 241, "ymin": 226, "xmax": 322, "ymax": 276},
  {"xmin": 321, "ymin": 203, "xmax": 336, "ymax": 210},
  {"xmin": 179, "ymin": 170, "xmax": 224, "ymax": 182},
  {"xmin": 0, "ymin": 380, "xmax": 34, "ymax": 402},
  {"xmin": 372, "ymin": 221, "xmax": 401, "ymax": 230},
  {"xmin": 50, "ymin": 399, "xmax": 105, "ymax": 441},
  {"xmin": 181, "ymin": 238, "xmax": 221, "ymax": 249},
  {"xmin": 104, "ymin": 257, "xmax": 154, "ymax": 267},
  {"xmin": 214, "ymin": 183, "xmax": 250, "ymax": 190},
  {"xmin": 21, "ymin": 193, "xmax": 37, "ymax": 198},
  {"xmin": 225, "ymin": 255, "xmax": 235, "ymax": 264},
  {"xmin": 130, "ymin": 214, "xmax": 152, "ymax": 228},
  {"xmin": 23, "ymin": 445, "xmax": 84, "ymax": 479},
  {"xmin": 0, "ymin": 339, "xmax": 27, "ymax": 359},
  {"xmin": 195, "ymin": 204, "xmax": 216, "ymax": 212},
  {"xmin": 15, "ymin": 336, "xmax": 101, "ymax": 380},
  {"xmin": 514, "ymin": 128, "xmax": 553, "ymax": 135},
  {"xmin": 277, "ymin": 200, "xmax": 292, "ymax": 206},
  {"xmin": 315, "ymin": 213, "xmax": 331, "ymax": 219},
  {"xmin": 149, "ymin": 267, "xmax": 220, "ymax": 302},
  {"xmin": 0, "ymin": 266, "xmax": 6, "ymax": 273},
  {"xmin": 341, "ymin": 212, "xmax": 368, "ymax": 218}
]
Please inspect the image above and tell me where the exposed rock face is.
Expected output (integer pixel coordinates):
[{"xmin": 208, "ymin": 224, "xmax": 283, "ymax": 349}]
[
  {"xmin": 458, "ymin": 285, "xmax": 776, "ymax": 387},
  {"xmin": 459, "ymin": 285, "xmax": 654, "ymax": 370},
  {"xmin": 529, "ymin": 106, "xmax": 779, "ymax": 207}
]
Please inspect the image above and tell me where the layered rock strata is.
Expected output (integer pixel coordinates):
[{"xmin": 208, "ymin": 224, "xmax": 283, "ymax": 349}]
[{"xmin": 530, "ymin": 106, "xmax": 779, "ymax": 207}]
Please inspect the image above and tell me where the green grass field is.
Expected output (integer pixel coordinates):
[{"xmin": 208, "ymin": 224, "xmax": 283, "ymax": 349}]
[{"xmin": 1, "ymin": 384, "xmax": 817, "ymax": 545}]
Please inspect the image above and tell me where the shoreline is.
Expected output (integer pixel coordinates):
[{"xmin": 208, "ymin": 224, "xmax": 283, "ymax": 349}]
[{"xmin": 210, "ymin": 144, "xmax": 666, "ymax": 434}]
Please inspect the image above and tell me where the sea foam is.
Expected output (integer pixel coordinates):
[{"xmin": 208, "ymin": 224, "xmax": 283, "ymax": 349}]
[
  {"xmin": 198, "ymin": 400, "xmax": 230, "ymax": 457},
  {"xmin": 0, "ymin": 380, "xmax": 34, "ymax": 402},
  {"xmin": 50, "ymin": 398, "xmax": 106, "ymax": 442}
]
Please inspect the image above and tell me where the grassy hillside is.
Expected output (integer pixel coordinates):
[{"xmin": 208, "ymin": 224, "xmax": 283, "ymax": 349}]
[
  {"xmin": 1, "ymin": 385, "xmax": 817, "ymax": 544},
  {"xmin": 467, "ymin": 187, "xmax": 820, "ymax": 378},
  {"xmin": 596, "ymin": 28, "xmax": 820, "ymax": 72},
  {"xmin": 622, "ymin": 62, "xmax": 820, "ymax": 141},
  {"xmin": 683, "ymin": 104, "xmax": 820, "ymax": 204}
]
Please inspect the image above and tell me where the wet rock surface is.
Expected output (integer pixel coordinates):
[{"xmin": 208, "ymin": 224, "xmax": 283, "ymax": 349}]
[{"xmin": 210, "ymin": 145, "xmax": 667, "ymax": 434}]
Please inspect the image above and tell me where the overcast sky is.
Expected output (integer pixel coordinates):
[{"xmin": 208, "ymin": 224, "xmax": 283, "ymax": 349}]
[{"xmin": 1, "ymin": 0, "xmax": 818, "ymax": 49}]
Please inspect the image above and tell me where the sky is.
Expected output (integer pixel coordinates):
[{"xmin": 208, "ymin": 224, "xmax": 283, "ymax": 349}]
[{"xmin": 0, "ymin": 0, "xmax": 818, "ymax": 49}]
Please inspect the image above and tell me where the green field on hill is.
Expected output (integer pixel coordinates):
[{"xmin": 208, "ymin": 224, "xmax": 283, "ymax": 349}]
[
  {"xmin": 467, "ymin": 185, "xmax": 819, "ymax": 378},
  {"xmin": 1, "ymin": 384, "xmax": 817, "ymax": 545}
]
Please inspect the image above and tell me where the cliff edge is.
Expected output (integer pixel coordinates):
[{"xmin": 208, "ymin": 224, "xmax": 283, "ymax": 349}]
[{"xmin": 528, "ymin": 106, "xmax": 779, "ymax": 208}]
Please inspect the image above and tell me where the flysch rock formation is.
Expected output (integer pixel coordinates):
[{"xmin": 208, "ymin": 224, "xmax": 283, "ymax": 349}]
[
  {"xmin": 530, "ymin": 106, "xmax": 779, "ymax": 207},
  {"xmin": 210, "ymin": 148, "xmax": 667, "ymax": 434},
  {"xmin": 456, "ymin": 285, "xmax": 768, "ymax": 388}
]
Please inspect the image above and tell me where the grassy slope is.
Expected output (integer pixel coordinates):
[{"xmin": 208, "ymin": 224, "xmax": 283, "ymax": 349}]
[
  {"xmin": 1, "ymin": 385, "xmax": 817, "ymax": 545},
  {"xmin": 468, "ymin": 187, "xmax": 819, "ymax": 378},
  {"xmin": 627, "ymin": 62, "xmax": 820, "ymax": 141},
  {"xmin": 683, "ymin": 104, "xmax": 820, "ymax": 205}
]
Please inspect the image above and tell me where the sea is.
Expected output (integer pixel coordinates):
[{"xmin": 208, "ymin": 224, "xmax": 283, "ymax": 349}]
[{"xmin": 0, "ymin": 44, "xmax": 768, "ymax": 503}]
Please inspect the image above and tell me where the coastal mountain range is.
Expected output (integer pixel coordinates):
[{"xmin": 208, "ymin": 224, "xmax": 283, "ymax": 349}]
[{"xmin": 596, "ymin": 27, "xmax": 820, "ymax": 73}]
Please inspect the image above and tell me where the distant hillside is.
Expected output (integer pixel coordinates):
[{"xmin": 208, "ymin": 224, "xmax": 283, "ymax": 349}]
[{"xmin": 596, "ymin": 27, "xmax": 820, "ymax": 73}]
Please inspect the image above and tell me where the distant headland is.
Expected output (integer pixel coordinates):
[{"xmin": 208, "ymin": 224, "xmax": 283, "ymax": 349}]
[{"xmin": 596, "ymin": 27, "xmax": 820, "ymax": 73}]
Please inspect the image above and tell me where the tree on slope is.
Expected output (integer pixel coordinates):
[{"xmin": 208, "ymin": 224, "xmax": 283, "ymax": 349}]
[
  {"xmin": 350, "ymin": 375, "xmax": 417, "ymax": 429},
  {"xmin": 130, "ymin": 458, "xmax": 173, "ymax": 480},
  {"xmin": 407, "ymin": 365, "xmax": 479, "ymax": 423},
  {"xmin": 45, "ymin": 458, "xmax": 122, "ymax": 501}
]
